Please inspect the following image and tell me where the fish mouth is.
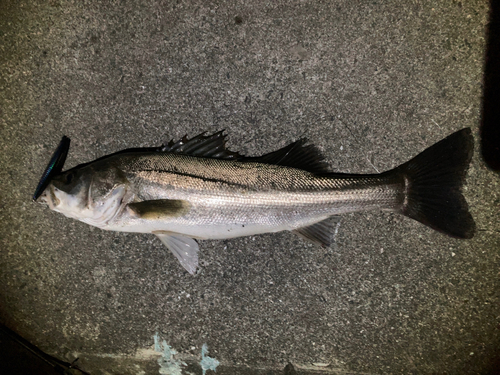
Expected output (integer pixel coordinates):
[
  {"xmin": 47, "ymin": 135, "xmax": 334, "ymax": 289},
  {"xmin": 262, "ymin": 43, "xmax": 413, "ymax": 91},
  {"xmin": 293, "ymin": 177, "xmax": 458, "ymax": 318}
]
[
  {"xmin": 37, "ymin": 185, "xmax": 60, "ymax": 209},
  {"xmin": 33, "ymin": 136, "xmax": 71, "ymax": 202}
]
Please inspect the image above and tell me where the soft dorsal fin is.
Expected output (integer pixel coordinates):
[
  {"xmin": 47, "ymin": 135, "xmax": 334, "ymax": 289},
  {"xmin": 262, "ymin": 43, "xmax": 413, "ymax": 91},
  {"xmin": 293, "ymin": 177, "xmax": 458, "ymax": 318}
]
[
  {"xmin": 159, "ymin": 131, "xmax": 241, "ymax": 159},
  {"xmin": 249, "ymin": 139, "xmax": 331, "ymax": 174}
]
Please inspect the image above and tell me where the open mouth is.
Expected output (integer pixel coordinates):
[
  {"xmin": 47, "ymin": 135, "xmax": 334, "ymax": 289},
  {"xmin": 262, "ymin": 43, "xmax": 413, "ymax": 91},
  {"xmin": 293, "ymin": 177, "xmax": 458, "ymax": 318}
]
[
  {"xmin": 33, "ymin": 136, "xmax": 71, "ymax": 202},
  {"xmin": 37, "ymin": 185, "xmax": 60, "ymax": 209}
]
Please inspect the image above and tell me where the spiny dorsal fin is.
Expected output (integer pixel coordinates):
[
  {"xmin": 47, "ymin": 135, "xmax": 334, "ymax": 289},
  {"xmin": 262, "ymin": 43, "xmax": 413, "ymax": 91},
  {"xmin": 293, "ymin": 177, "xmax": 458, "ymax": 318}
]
[
  {"xmin": 250, "ymin": 139, "xmax": 331, "ymax": 174},
  {"xmin": 159, "ymin": 131, "xmax": 241, "ymax": 159}
]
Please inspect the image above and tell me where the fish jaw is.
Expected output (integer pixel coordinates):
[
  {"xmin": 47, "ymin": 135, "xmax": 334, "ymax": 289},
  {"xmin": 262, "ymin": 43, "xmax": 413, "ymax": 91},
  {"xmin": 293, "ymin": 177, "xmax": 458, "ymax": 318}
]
[{"xmin": 37, "ymin": 184, "xmax": 60, "ymax": 211}]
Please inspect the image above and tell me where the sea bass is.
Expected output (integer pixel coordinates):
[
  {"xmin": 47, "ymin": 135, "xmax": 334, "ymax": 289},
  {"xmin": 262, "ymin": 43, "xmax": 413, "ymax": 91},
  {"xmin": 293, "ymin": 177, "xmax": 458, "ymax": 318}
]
[{"xmin": 34, "ymin": 129, "xmax": 475, "ymax": 274}]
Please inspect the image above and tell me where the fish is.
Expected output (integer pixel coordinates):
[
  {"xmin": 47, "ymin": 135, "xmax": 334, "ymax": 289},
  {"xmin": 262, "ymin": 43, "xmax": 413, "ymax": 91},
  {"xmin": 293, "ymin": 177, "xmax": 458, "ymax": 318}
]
[{"xmin": 34, "ymin": 128, "xmax": 475, "ymax": 274}]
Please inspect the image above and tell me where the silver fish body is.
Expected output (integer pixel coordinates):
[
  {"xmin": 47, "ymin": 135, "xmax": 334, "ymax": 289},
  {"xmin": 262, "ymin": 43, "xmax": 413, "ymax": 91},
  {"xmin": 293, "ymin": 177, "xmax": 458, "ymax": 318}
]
[{"xmin": 37, "ymin": 130, "xmax": 475, "ymax": 274}]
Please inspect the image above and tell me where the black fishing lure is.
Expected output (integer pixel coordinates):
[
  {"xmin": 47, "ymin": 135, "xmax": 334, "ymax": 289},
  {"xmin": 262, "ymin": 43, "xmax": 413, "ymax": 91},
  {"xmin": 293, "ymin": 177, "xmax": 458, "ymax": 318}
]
[{"xmin": 33, "ymin": 136, "xmax": 71, "ymax": 201}]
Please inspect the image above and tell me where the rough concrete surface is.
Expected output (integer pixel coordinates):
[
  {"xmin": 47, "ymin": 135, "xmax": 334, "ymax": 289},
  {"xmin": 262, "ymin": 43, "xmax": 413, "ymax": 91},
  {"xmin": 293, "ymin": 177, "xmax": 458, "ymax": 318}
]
[{"xmin": 1, "ymin": 0, "xmax": 499, "ymax": 374}]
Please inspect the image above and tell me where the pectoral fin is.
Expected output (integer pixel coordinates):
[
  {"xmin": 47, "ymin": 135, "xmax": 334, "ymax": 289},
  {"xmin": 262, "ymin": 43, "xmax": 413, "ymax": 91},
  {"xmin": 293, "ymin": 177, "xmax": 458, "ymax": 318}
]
[
  {"xmin": 154, "ymin": 232, "xmax": 199, "ymax": 275},
  {"xmin": 128, "ymin": 199, "xmax": 190, "ymax": 220}
]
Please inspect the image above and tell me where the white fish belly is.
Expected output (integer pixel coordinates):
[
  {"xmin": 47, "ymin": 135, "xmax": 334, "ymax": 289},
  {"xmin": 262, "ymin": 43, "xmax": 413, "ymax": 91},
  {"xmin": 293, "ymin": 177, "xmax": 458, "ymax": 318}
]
[{"xmin": 106, "ymin": 214, "xmax": 331, "ymax": 240}]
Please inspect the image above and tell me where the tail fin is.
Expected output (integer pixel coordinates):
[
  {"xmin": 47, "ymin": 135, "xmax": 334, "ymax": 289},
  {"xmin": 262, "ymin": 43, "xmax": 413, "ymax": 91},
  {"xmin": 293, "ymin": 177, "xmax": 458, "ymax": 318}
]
[{"xmin": 395, "ymin": 128, "xmax": 475, "ymax": 238}]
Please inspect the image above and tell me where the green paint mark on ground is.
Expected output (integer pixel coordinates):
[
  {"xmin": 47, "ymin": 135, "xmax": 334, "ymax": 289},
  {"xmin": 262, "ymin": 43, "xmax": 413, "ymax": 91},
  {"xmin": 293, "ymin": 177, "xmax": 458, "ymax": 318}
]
[
  {"xmin": 153, "ymin": 333, "xmax": 186, "ymax": 375},
  {"xmin": 200, "ymin": 343, "xmax": 219, "ymax": 375}
]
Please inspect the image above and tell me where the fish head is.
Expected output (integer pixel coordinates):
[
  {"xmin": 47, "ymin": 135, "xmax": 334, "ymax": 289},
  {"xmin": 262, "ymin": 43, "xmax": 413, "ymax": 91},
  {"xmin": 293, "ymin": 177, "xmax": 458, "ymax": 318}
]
[{"xmin": 38, "ymin": 163, "xmax": 129, "ymax": 226}]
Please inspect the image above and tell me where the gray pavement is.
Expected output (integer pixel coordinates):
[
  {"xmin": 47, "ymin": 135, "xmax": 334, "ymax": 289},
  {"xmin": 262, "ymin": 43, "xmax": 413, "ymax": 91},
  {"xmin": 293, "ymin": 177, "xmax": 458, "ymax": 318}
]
[{"xmin": 1, "ymin": 0, "xmax": 499, "ymax": 374}]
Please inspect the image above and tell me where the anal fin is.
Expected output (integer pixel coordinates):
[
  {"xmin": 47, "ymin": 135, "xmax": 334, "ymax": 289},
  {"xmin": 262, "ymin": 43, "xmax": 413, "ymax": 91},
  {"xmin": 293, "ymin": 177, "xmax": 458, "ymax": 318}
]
[
  {"xmin": 154, "ymin": 232, "xmax": 199, "ymax": 274},
  {"xmin": 292, "ymin": 217, "xmax": 340, "ymax": 248}
]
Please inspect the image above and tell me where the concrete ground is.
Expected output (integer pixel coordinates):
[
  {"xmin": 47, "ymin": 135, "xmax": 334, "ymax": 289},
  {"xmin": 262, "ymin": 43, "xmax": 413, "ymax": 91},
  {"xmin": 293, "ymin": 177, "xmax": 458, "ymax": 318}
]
[{"xmin": 1, "ymin": 0, "xmax": 499, "ymax": 374}]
